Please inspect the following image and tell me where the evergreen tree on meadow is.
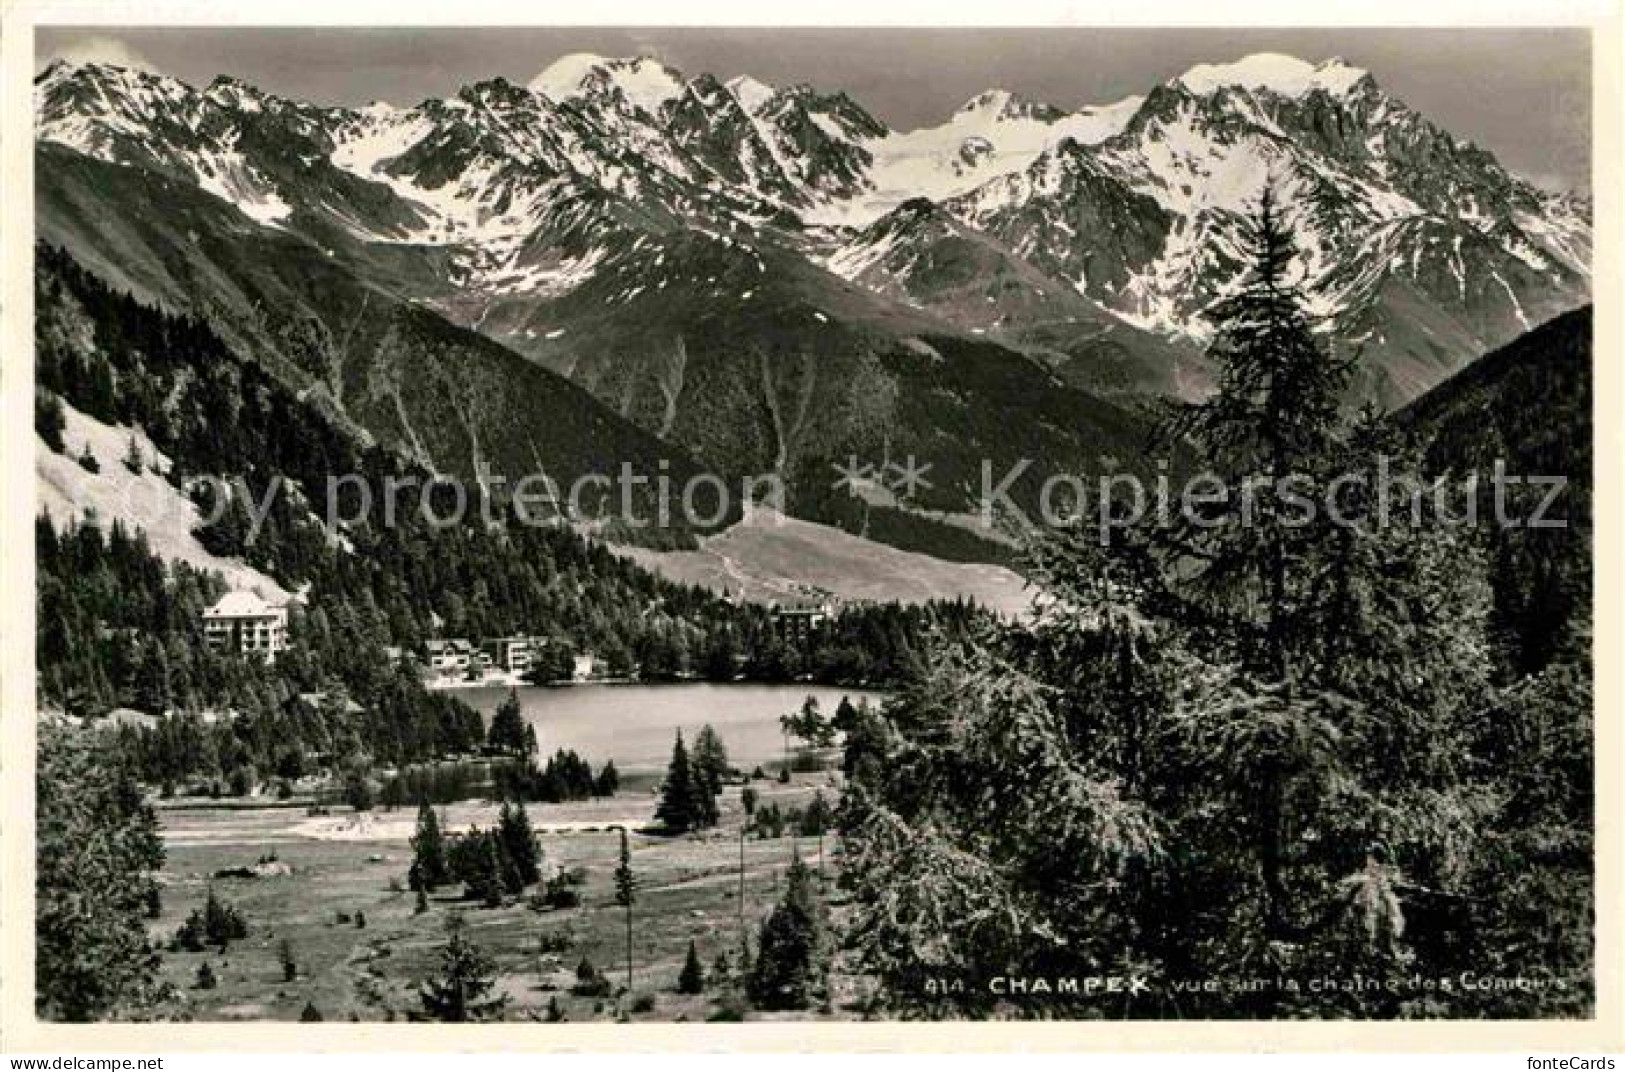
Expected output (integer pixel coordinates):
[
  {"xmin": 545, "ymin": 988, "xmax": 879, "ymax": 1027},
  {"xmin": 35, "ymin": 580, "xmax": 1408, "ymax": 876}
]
[
  {"xmin": 593, "ymin": 759, "xmax": 620, "ymax": 797},
  {"xmin": 410, "ymin": 802, "xmax": 450, "ymax": 891},
  {"xmin": 692, "ymin": 724, "xmax": 730, "ymax": 796},
  {"xmin": 655, "ymin": 731, "xmax": 704, "ymax": 833},
  {"xmin": 613, "ymin": 827, "xmax": 637, "ymax": 994},
  {"xmin": 482, "ymin": 835, "xmax": 513, "ymax": 905},
  {"xmin": 278, "ymin": 937, "xmax": 297, "ymax": 982},
  {"xmin": 746, "ymin": 856, "xmax": 824, "ymax": 1011},
  {"xmin": 420, "ymin": 914, "xmax": 508, "ymax": 1023},
  {"xmin": 677, "ymin": 939, "xmax": 705, "ymax": 994},
  {"xmin": 497, "ymin": 801, "xmax": 541, "ymax": 888}
]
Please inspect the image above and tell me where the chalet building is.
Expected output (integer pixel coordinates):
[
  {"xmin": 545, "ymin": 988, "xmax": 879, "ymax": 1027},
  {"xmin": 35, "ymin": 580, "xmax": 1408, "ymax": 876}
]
[
  {"xmin": 203, "ymin": 591, "xmax": 289, "ymax": 663},
  {"xmin": 425, "ymin": 638, "xmax": 474, "ymax": 676}
]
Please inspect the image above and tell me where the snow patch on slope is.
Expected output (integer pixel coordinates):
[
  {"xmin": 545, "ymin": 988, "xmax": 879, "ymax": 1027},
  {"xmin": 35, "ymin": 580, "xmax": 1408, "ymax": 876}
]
[
  {"xmin": 38, "ymin": 401, "xmax": 289, "ymax": 601},
  {"xmin": 807, "ymin": 91, "xmax": 1143, "ymax": 225}
]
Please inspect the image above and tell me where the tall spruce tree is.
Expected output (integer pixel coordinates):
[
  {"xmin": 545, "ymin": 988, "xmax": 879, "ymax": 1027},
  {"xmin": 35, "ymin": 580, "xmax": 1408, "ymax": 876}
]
[
  {"xmin": 420, "ymin": 914, "xmax": 508, "ymax": 1022},
  {"xmin": 497, "ymin": 801, "xmax": 541, "ymax": 887},
  {"xmin": 410, "ymin": 802, "xmax": 450, "ymax": 891},
  {"xmin": 692, "ymin": 724, "xmax": 730, "ymax": 797},
  {"xmin": 677, "ymin": 939, "xmax": 705, "ymax": 994},
  {"xmin": 655, "ymin": 731, "xmax": 704, "ymax": 833},
  {"xmin": 487, "ymin": 689, "xmax": 528, "ymax": 755},
  {"xmin": 1164, "ymin": 183, "xmax": 1351, "ymax": 679},
  {"xmin": 747, "ymin": 855, "xmax": 824, "ymax": 1011},
  {"xmin": 613, "ymin": 827, "xmax": 637, "ymax": 994}
]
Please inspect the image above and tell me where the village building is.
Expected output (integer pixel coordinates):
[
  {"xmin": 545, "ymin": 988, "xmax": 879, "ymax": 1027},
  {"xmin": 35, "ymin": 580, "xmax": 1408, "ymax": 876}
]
[
  {"xmin": 481, "ymin": 635, "xmax": 542, "ymax": 674},
  {"xmin": 425, "ymin": 638, "xmax": 474, "ymax": 676},
  {"xmin": 202, "ymin": 591, "xmax": 289, "ymax": 663},
  {"xmin": 769, "ymin": 597, "xmax": 834, "ymax": 641}
]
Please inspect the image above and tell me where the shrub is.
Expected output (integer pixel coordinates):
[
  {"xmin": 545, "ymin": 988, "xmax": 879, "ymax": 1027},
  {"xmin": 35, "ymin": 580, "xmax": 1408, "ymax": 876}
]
[
  {"xmin": 176, "ymin": 889, "xmax": 249, "ymax": 951},
  {"xmin": 543, "ymin": 874, "xmax": 582, "ymax": 909},
  {"xmin": 707, "ymin": 989, "xmax": 749, "ymax": 1022},
  {"xmin": 534, "ymin": 927, "xmax": 574, "ymax": 955},
  {"xmin": 194, "ymin": 962, "xmax": 217, "ymax": 990},
  {"xmin": 572, "ymin": 957, "xmax": 611, "ymax": 997}
]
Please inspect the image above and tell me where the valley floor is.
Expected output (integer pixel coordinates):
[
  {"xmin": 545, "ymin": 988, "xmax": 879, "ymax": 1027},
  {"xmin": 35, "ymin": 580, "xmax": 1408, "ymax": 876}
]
[{"xmin": 149, "ymin": 774, "xmax": 857, "ymax": 1022}]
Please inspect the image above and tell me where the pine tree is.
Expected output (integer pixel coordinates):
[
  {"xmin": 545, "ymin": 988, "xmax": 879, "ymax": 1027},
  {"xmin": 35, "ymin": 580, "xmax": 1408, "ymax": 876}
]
[
  {"xmin": 655, "ymin": 731, "xmax": 702, "ymax": 833},
  {"xmin": 594, "ymin": 759, "xmax": 620, "ymax": 797},
  {"xmin": 677, "ymin": 939, "xmax": 705, "ymax": 994},
  {"xmin": 123, "ymin": 435, "xmax": 145, "ymax": 475},
  {"xmin": 497, "ymin": 801, "xmax": 541, "ymax": 887},
  {"xmin": 195, "ymin": 962, "xmax": 218, "ymax": 990},
  {"xmin": 473, "ymin": 835, "xmax": 506, "ymax": 907},
  {"xmin": 1165, "ymin": 184, "xmax": 1351, "ymax": 679},
  {"xmin": 613, "ymin": 828, "xmax": 637, "ymax": 994},
  {"xmin": 278, "ymin": 937, "xmax": 297, "ymax": 982},
  {"xmin": 299, "ymin": 1001, "xmax": 323, "ymax": 1022},
  {"xmin": 747, "ymin": 856, "xmax": 823, "ymax": 1010},
  {"xmin": 410, "ymin": 802, "xmax": 449, "ymax": 890},
  {"xmin": 487, "ymin": 689, "xmax": 527, "ymax": 755},
  {"xmin": 692, "ymin": 724, "xmax": 730, "ymax": 796},
  {"xmin": 420, "ymin": 914, "xmax": 508, "ymax": 1022},
  {"xmin": 692, "ymin": 755, "xmax": 720, "ymax": 829}
]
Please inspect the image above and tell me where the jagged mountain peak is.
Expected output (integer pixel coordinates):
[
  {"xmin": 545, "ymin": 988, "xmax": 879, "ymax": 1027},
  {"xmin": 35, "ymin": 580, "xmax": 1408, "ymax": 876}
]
[
  {"xmin": 1174, "ymin": 53, "xmax": 1374, "ymax": 98},
  {"xmin": 35, "ymin": 57, "xmax": 186, "ymax": 103},
  {"xmin": 726, "ymin": 74, "xmax": 777, "ymax": 113},
  {"xmin": 528, "ymin": 53, "xmax": 686, "ymax": 115}
]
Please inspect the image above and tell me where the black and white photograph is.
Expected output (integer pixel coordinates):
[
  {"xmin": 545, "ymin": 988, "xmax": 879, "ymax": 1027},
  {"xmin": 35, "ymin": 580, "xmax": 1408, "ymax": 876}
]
[{"xmin": 0, "ymin": 6, "xmax": 1616, "ymax": 1048}]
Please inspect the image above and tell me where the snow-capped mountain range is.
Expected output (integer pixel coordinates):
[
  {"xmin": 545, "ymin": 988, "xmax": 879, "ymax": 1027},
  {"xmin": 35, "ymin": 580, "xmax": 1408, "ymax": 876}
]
[{"xmin": 35, "ymin": 49, "xmax": 1589, "ymax": 411}]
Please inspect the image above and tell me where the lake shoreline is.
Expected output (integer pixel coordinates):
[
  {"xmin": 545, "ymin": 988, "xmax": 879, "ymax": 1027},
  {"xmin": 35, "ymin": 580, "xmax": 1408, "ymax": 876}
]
[{"xmin": 457, "ymin": 681, "xmax": 888, "ymax": 774}]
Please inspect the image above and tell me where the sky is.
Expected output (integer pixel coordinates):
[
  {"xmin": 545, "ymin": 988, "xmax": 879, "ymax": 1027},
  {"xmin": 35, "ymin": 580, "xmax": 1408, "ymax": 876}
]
[{"xmin": 36, "ymin": 26, "xmax": 1592, "ymax": 192}]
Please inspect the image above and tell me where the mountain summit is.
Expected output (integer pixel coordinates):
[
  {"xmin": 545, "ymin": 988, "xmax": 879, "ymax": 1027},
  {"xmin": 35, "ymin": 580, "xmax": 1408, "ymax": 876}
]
[{"xmin": 1174, "ymin": 52, "xmax": 1372, "ymax": 96}]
